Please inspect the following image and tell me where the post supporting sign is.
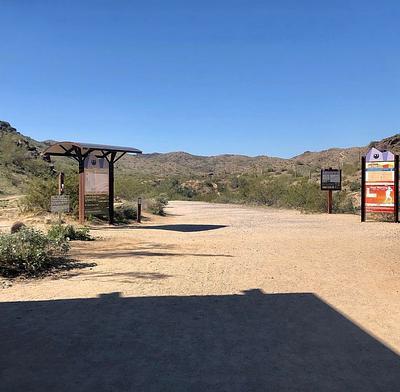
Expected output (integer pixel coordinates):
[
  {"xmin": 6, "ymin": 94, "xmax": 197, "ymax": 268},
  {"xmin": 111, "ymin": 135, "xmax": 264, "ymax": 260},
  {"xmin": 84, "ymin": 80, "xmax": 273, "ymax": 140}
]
[
  {"xmin": 361, "ymin": 147, "xmax": 399, "ymax": 222},
  {"xmin": 43, "ymin": 142, "xmax": 142, "ymax": 225},
  {"xmin": 321, "ymin": 168, "xmax": 342, "ymax": 214}
]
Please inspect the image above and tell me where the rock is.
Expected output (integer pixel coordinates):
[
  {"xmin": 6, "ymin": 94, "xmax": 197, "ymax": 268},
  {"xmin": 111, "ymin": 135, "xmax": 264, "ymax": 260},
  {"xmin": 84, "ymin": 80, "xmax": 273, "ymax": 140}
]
[{"xmin": 10, "ymin": 221, "xmax": 26, "ymax": 234}]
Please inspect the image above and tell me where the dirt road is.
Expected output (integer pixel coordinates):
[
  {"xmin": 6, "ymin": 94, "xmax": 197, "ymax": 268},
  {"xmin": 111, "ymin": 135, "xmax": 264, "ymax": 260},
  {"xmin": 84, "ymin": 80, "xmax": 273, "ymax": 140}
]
[{"xmin": 1, "ymin": 201, "xmax": 400, "ymax": 391}]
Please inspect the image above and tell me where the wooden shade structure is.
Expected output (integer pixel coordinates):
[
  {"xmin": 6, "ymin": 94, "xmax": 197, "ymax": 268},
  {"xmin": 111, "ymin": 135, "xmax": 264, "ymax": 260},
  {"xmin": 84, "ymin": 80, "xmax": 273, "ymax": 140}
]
[{"xmin": 43, "ymin": 142, "xmax": 142, "ymax": 224}]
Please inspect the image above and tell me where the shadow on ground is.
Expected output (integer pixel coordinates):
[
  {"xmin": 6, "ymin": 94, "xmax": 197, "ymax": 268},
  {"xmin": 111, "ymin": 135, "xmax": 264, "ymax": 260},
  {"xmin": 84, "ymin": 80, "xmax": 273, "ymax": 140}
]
[
  {"xmin": 92, "ymin": 224, "xmax": 228, "ymax": 233},
  {"xmin": 1, "ymin": 289, "xmax": 399, "ymax": 391},
  {"xmin": 71, "ymin": 242, "xmax": 233, "ymax": 260}
]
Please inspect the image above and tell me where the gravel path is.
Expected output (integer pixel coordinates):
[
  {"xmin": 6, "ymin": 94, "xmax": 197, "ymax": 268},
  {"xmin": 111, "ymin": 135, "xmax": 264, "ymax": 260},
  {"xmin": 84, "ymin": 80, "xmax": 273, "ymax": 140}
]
[{"xmin": 1, "ymin": 201, "xmax": 400, "ymax": 390}]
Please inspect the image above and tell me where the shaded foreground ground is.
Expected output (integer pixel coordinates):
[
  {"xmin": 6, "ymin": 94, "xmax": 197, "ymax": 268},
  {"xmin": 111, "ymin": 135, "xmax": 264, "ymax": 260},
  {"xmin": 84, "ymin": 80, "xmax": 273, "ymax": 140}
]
[{"xmin": 1, "ymin": 201, "xmax": 400, "ymax": 390}]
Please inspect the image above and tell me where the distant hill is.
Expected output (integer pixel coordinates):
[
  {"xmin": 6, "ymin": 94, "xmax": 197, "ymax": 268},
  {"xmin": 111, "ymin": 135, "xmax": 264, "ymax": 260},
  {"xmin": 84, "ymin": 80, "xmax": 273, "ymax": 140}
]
[
  {"xmin": 118, "ymin": 151, "xmax": 288, "ymax": 176},
  {"xmin": 1, "ymin": 120, "xmax": 400, "ymax": 195}
]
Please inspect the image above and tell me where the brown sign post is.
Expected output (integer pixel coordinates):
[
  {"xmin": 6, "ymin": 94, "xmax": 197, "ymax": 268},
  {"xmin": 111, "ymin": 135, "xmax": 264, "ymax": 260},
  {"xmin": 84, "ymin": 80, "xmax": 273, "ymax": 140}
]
[
  {"xmin": 43, "ymin": 142, "xmax": 142, "ymax": 225},
  {"xmin": 321, "ymin": 168, "xmax": 342, "ymax": 214}
]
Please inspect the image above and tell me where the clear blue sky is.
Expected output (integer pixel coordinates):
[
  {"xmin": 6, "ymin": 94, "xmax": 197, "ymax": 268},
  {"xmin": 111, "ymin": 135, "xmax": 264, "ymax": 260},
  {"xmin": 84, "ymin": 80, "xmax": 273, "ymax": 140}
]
[{"xmin": 1, "ymin": 1, "xmax": 399, "ymax": 157}]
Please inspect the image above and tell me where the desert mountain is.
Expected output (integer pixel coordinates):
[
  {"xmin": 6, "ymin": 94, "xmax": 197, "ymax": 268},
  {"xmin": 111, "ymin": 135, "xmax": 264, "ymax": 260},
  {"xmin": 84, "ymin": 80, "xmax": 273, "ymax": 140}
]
[{"xmin": 1, "ymin": 120, "xmax": 400, "ymax": 195}]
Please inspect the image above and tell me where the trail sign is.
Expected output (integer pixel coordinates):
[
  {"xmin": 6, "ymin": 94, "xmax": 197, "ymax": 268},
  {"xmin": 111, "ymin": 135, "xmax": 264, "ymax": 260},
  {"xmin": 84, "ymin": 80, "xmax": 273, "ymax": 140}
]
[
  {"xmin": 51, "ymin": 195, "xmax": 70, "ymax": 213},
  {"xmin": 84, "ymin": 154, "xmax": 109, "ymax": 217},
  {"xmin": 321, "ymin": 169, "xmax": 342, "ymax": 191},
  {"xmin": 362, "ymin": 147, "xmax": 398, "ymax": 221}
]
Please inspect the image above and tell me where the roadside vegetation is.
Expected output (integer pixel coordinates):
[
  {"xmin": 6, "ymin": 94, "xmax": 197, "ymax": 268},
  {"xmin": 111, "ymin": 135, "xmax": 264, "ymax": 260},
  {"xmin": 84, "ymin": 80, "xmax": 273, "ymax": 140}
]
[
  {"xmin": 0, "ymin": 226, "xmax": 70, "ymax": 277},
  {"xmin": 16, "ymin": 169, "xmax": 356, "ymax": 217},
  {"xmin": 115, "ymin": 172, "xmax": 357, "ymax": 214},
  {"xmin": 1, "ymin": 120, "xmax": 358, "ymax": 216},
  {"xmin": 47, "ymin": 223, "xmax": 92, "ymax": 241},
  {"xmin": 0, "ymin": 223, "xmax": 95, "ymax": 277}
]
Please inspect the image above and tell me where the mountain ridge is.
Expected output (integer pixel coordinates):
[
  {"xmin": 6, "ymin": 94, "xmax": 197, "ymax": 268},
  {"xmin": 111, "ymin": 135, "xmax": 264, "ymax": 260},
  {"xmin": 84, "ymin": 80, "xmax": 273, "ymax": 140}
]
[{"xmin": 1, "ymin": 120, "xmax": 400, "ymax": 195}]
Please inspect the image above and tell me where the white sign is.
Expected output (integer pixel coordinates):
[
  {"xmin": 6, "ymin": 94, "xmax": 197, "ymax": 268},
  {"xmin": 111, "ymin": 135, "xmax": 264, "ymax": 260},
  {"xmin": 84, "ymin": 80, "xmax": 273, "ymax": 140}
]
[
  {"xmin": 84, "ymin": 155, "xmax": 109, "ymax": 195},
  {"xmin": 51, "ymin": 195, "xmax": 70, "ymax": 213}
]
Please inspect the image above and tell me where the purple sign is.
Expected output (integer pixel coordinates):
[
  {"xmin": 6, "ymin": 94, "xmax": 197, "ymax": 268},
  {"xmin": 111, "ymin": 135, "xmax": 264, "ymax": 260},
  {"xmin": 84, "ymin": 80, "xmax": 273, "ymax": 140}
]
[{"xmin": 365, "ymin": 147, "xmax": 395, "ymax": 162}]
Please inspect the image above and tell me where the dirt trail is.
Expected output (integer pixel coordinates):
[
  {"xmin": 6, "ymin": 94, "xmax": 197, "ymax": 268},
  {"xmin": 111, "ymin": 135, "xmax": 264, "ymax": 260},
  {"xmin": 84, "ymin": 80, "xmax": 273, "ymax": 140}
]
[{"xmin": 1, "ymin": 201, "xmax": 400, "ymax": 390}]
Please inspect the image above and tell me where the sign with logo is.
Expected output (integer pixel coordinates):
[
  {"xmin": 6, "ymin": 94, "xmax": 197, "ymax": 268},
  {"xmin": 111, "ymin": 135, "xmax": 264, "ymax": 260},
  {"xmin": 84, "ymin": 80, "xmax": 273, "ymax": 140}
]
[
  {"xmin": 84, "ymin": 154, "xmax": 109, "ymax": 216},
  {"xmin": 321, "ymin": 169, "xmax": 342, "ymax": 191},
  {"xmin": 364, "ymin": 147, "xmax": 396, "ymax": 215},
  {"xmin": 51, "ymin": 195, "xmax": 70, "ymax": 213}
]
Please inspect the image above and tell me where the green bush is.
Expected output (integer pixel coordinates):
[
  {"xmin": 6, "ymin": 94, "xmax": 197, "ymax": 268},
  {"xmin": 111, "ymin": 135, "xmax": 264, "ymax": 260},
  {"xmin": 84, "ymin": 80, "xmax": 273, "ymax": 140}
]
[
  {"xmin": 333, "ymin": 191, "xmax": 356, "ymax": 214},
  {"xmin": 20, "ymin": 174, "xmax": 79, "ymax": 214},
  {"xmin": 348, "ymin": 180, "xmax": 360, "ymax": 192},
  {"xmin": 0, "ymin": 227, "xmax": 69, "ymax": 276},
  {"xmin": 19, "ymin": 177, "xmax": 57, "ymax": 212},
  {"xmin": 147, "ymin": 194, "xmax": 169, "ymax": 216},
  {"xmin": 47, "ymin": 224, "xmax": 92, "ymax": 241},
  {"xmin": 285, "ymin": 180, "xmax": 326, "ymax": 212},
  {"xmin": 114, "ymin": 203, "xmax": 138, "ymax": 223}
]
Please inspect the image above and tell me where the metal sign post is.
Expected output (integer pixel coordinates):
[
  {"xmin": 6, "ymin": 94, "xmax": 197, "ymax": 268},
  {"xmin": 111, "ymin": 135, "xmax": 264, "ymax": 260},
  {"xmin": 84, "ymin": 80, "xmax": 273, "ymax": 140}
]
[{"xmin": 361, "ymin": 156, "xmax": 366, "ymax": 222}]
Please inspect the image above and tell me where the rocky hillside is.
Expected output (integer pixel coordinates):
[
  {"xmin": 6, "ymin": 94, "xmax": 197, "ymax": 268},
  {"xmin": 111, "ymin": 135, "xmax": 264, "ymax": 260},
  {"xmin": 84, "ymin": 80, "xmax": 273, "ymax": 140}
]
[
  {"xmin": 1, "ymin": 120, "xmax": 400, "ymax": 195},
  {"xmin": 118, "ymin": 151, "xmax": 288, "ymax": 176},
  {"xmin": 0, "ymin": 121, "xmax": 51, "ymax": 194},
  {"xmin": 368, "ymin": 134, "xmax": 400, "ymax": 155}
]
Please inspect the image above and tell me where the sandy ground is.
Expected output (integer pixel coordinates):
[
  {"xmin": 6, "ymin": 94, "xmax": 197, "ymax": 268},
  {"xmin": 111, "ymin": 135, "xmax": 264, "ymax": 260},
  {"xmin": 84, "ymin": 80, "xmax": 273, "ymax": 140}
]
[{"xmin": 1, "ymin": 201, "xmax": 400, "ymax": 391}]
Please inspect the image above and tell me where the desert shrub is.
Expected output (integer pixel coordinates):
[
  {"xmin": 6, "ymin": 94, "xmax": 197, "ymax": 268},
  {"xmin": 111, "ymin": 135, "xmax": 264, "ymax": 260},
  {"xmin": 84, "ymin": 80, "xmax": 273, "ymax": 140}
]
[
  {"xmin": 114, "ymin": 203, "xmax": 138, "ymax": 223},
  {"xmin": 0, "ymin": 227, "xmax": 69, "ymax": 276},
  {"xmin": 348, "ymin": 180, "xmax": 360, "ymax": 192},
  {"xmin": 115, "ymin": 175, "xmax": 151, "ymax": 201},
  {"xmin": 285, "ymin": 180, "xmax": 326, "ymax": 212},
  {"xmin": 333, "ymin": 191, "xmax": 356, "ymax": 214},
  {"xmin": 147, "ymin": 194, "xmax": 169, "ymax": 216},
  {"xmin": 20, "ymin": 174, "xmax": 79, "ymax": 214},
  {"xmin": 47, "ymin": 224, "xmax": 92, "ymax": 241},
  {"xmin": 19, "ymin": 177, "xmax": 57, "ymax": 212}
]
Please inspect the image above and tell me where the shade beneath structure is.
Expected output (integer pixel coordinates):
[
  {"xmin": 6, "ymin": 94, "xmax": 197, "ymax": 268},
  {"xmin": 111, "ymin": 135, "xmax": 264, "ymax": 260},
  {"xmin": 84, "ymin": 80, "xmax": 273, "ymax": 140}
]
[{"xmin": 43, "ymin": 141, "xmax": 142, "ymax": 224}]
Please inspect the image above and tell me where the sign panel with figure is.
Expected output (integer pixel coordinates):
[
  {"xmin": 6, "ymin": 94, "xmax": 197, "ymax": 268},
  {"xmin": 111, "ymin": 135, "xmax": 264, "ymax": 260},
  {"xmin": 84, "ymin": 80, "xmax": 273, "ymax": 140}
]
[
  {"xmin": 365, "ymin": 185, "xmax": 395, "ymax": 213},
  {"xmin": 363, "ymin": 147, "xmax": 396, "ymax": 216}
]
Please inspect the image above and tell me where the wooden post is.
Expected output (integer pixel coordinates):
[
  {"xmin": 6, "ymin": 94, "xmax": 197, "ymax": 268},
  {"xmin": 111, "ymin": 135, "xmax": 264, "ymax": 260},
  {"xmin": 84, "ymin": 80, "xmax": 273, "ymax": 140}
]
[
  {"xmin": 108, "ymin": 152, "xmax": 116, "ymax": 225},
  {"xmin": 361, "ymin": 156, "xmax": 366, "ymax": 222},
  {"xmin": 57, "ymin": 172, "xmax": 65, "ymax": 223},
  {"xmin": 79, "ymin": 159, "xmax": 85, "ymax": 225},
  {"xmin": 137, "ymin": 197, "xmax": 142, "ymax": 223},
  {"xmin": 395, "ymin": 155, "xmax": 399, "ymax": 223},
  {"xmin": 327, "ymin": 190, "xmax": 333, "ymax": 214},
  {"xmin": 58, "ymin": 172, "xmax": 65, "ymax": 195}
]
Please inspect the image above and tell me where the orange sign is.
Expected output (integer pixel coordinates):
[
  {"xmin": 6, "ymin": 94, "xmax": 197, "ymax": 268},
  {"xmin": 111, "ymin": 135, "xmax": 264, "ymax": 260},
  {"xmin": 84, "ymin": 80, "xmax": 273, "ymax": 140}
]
[{"xmin": 365, "ymin": 184, "xmax": 395, "ymax": 213}]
